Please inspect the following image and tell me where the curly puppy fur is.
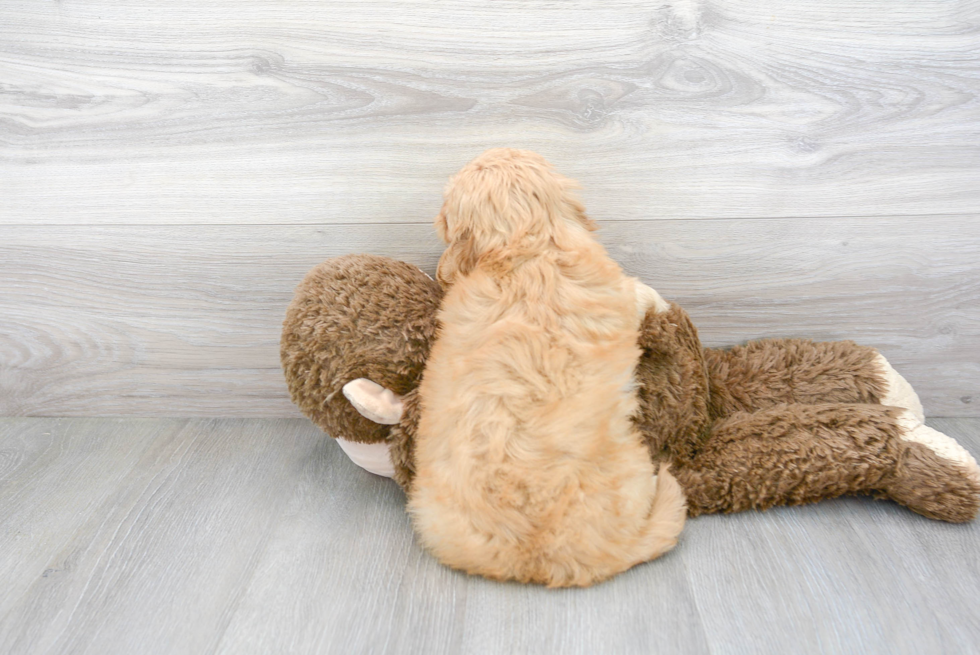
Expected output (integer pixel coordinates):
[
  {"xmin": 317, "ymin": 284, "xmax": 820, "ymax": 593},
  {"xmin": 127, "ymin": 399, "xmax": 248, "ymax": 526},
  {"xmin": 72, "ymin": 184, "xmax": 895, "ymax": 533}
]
[
  {"xmin": 408, "ymin": 149, "xmax": 686, "ymax": 587},
  {"xmin": 280, "ymin": 254, "xmax": 442, "ymax": 444}
]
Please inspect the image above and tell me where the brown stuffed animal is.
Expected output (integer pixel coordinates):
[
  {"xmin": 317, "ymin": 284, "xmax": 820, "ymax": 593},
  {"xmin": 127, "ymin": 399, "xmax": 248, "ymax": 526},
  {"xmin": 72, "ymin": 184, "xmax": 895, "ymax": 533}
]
[{"xmin": 281, "ymin": 253, "xmax": 980, "ymax": 523}]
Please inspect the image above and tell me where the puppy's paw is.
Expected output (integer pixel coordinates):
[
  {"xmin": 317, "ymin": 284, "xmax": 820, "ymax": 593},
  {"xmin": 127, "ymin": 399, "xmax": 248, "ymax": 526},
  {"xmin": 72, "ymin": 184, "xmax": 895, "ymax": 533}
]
[{"xmin": 640, "ymin": 465, "xmax": 687, "ymax": 559}]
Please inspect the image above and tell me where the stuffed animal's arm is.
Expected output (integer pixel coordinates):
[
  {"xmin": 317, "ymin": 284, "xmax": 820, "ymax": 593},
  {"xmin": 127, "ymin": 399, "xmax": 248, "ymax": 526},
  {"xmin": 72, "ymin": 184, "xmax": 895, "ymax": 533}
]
[
  {"xmin": 335, "ymin": 378, "xmax": 404, "ymax": 478},
  {"xmin": 343, "ymin": 378, "xmax": 405, "ymax": 424}
]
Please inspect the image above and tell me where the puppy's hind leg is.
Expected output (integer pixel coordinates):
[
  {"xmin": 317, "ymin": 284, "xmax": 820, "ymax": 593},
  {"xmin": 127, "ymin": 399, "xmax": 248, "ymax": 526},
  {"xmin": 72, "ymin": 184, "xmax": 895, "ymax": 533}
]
[
  {"xmin": 635, "ymin": 465, "xmax": 687, "ymax": 563},
  {"xmin": 605, "ymin": 281, "xmax": 685, "ymax": 571}
]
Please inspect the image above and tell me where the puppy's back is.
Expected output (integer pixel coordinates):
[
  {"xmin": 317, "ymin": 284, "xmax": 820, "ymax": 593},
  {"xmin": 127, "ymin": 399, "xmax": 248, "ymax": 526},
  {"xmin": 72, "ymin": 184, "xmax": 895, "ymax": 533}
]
[{"xmin": 410, "ymin": 253, "xmax": 686, "ymax": 587}]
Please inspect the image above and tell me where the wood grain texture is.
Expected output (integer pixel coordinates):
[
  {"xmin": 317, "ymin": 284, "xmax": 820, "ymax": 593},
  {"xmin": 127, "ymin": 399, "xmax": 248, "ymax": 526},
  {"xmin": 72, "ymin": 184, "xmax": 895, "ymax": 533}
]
[
  {"xmin": 1, "ymin": 417, "xmax": 979, "ymax": 654},
  {"xmin": 0, "ymin": 418, "xmax": 161, "ymax": 623},
  {"xmin": 689, "ymin": 416, "xmax": 980, "ymax": 655},
  {"xmin": 2, "ymin": 215, "xmax": 977, "ymax": 417},
  {"xmin": 2, "ymin": 0, "xmax": 979, "ymax": 224},
  {"xmin": 0, "ymin": 418, "xmax": 319, "ymax": 655}
]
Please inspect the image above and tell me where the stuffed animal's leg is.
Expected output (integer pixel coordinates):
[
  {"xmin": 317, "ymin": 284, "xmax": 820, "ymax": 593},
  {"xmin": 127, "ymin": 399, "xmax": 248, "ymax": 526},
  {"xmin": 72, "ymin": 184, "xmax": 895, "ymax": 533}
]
[
  {"xmin": 333, "ymin": 379, "xmax": 420, "ymax": 491},
  {"xmin": 871, "ymin": 352, "xmax": 925, "ymax": 422},
  {"xmin": 332, "ymin": 378, "xmax": 406, "ymax": 478},
  {"xmin": 340, "ymin": 378, "xmax": 425, "ymax": 490},
  {"xmin": 387, "ymin": 387, "xmax": 421, "ymax": 492},
  {"xmin": 704, "ymin": 339, "xmax": 924, "ymax": 422},
  {"xmin": 673, "ymin": 403, "xmax": 980, "ymax": 522}
]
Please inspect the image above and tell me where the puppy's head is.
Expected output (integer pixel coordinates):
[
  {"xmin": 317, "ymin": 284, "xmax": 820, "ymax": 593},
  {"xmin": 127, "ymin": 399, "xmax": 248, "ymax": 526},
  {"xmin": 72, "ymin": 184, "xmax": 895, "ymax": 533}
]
[{"xmin": 435, "ymin": 148, "xmax": 596, "ymax": 286}]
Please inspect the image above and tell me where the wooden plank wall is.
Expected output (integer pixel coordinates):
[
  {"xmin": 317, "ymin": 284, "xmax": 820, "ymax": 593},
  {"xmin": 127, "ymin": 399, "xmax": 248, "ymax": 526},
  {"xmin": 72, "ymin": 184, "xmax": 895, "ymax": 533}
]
[{"xmin": 2, "ymin": 1, "xmax": 978, "ymax": 417}]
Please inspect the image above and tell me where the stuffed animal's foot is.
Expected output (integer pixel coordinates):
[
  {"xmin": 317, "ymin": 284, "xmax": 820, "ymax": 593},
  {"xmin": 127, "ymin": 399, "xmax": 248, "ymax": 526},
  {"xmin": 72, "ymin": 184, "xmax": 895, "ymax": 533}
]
[
  {"xmin": 873, "ymin": 353, "xmax": 925, "ymax": 423},
  {"xmin": 885, "ymin": 410, "xmax": 980, "ymax": 522},
  {"xmin": 895, "ymin": 410, "xmax": 977, "ymax": 467},
  {"xmin": 335, "ymin": 437, "xmax": 396, "ymax": 478},
  {"xmin": 336, "ymin": 378, "xmax": 404, "ymax": 478}
]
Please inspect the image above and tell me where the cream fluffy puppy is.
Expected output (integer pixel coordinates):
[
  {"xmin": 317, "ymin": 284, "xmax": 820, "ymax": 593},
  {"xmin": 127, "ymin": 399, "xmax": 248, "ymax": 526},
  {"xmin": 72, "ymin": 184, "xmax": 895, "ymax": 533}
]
[{"xmin": 408, "ymin": 149, "xmax": 687, "ymax": 587}]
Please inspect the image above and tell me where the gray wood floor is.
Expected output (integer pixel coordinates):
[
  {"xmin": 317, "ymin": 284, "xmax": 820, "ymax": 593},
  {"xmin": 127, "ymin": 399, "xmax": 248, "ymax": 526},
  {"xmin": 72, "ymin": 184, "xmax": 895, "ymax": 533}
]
[{"xmin": 2, "ymin": 417, "xmax": 979, "ymax": 655}]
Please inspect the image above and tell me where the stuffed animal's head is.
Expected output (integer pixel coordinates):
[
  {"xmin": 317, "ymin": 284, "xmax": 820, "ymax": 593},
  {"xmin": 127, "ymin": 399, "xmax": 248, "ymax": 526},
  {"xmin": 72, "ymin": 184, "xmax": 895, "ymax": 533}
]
[{"xmin": 280, "ymin": 254, "xmax": 442, "ymax": 475}]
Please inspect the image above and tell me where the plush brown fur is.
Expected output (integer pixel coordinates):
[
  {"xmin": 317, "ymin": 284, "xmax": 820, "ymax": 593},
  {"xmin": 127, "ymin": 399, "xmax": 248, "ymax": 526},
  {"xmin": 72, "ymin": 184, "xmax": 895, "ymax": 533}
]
[
  {"xmin": 409, "ymin": 149, "xmax": 685, "ymax": 587},
  {"xmin": 388, "ymin": 388, "xmax": 422, "ymax": 490},
  {"xmin": 280, "ymin": 154, "xmax": 980, "ymax": 582},
  {"xmin": 633, "ymin": 303, "xmax": 712, "ymax": 462},
  {"xmin": 674, "ymin": 403, "xmax": 980, "ymax": 521},
  {"xmin": 642, "ymin": 310, "xmax": 980, "ymax": 522},
  {"xmin": 887, "ymin": 440, "xmax": 980, "ymax": 523},
  {"xmin": 704, "ymin": 339, "xmax": 887, "ymax": 417},
  {"xmin": 280, "ymin": 254, "xmax": 442, "ymax": 444},
  {"xmin": 675, "ymin": 403, "xmax": 914, "ymax": 514}
]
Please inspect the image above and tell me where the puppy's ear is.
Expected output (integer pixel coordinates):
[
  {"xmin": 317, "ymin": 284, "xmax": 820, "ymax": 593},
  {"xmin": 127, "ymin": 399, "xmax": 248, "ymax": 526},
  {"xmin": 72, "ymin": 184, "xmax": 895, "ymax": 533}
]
[
  {"xmin": 564, "ymin": 192, "xmax": 598, "ymax": 232},
  {"xmin": 434, "ymin": 210, "xmax": 449, "ymax": 243},
  {"xmin": 436, "ymin": 229, "xmax": 480, "ymax": 287}
]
